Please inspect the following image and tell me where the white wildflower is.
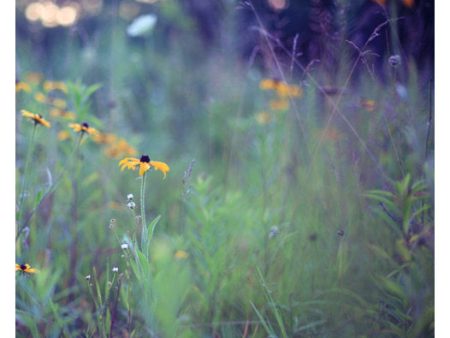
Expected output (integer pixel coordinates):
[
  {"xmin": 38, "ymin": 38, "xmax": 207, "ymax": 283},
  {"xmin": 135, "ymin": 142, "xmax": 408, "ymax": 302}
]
[{"xmin": 127, "ymin": 14, "xmax": 157, "ymax": 37}]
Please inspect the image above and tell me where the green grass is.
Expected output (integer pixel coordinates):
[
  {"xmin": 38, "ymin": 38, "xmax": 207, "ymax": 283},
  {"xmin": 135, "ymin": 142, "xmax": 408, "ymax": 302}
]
[{"xmin": 16, "ymin": 2, "xmax": 433, "ymax": 337}]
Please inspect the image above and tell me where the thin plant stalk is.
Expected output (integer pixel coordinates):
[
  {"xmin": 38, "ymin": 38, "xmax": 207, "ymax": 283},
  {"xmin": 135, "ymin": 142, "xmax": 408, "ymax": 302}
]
[
  {"xmin": 16, "ymin": 123, "xmax": 37, "ymax": 240},
  {"xmin": 68, "ymin": 131, "xmax": 86, "ymax": 293},
  {"xmin": 140, "ymin": 171, "xmax": 148, "ymax": 255}
]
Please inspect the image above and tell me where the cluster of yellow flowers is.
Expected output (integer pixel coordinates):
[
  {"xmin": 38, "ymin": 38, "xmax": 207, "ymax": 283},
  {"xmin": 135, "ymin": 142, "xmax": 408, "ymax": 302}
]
[
  {"xmin": 17, "ymin": 72, "xmax": 74, "ymax": 121},
  {"xmin": 92, "ymin": 132, "xmax": 138, "ymax": 159},
  {"xmin": 17, "ymin": 73, "xmax": 172, "ymax": 275},
  {"xmin": 18, "ymin": 73, "xmax": 139, "ymax": 160},
  {"xmin": 256, "ymin": 78, "xmax": 303, "ymax": 125}
]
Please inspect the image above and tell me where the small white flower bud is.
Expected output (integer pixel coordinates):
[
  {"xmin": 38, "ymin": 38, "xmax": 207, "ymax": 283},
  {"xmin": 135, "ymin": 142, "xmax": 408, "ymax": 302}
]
[{"xmin": 112, "ymin": 267, "xmax": 119, "ymax": 273}]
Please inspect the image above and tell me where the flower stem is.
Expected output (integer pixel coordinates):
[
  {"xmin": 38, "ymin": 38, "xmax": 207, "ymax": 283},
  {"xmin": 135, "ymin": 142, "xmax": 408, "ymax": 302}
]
[
  {"xmin": 140, "ymin": 172, "xmax": 147, "ymax": 253},
  {"xmin": 16, "ymin": 124, "xmax": 37, "ymax": 239}
]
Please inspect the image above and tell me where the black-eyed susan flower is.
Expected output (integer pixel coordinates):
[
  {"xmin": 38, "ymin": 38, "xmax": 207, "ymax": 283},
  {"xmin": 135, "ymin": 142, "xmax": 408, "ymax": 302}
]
[
  {"xmin": 58, "ymin": 130, "xmax": 71, "ymax": 141},
  {"xmin": 34, "ymin": 92, "xmax": 47, "ymax": 104},
  {"xmin": 50, "ymin": 108, "xmax": 76, "ymax": 120},
  {"xmin": 15, "ymin": 263, "xmax": 38, "ymax": 274},
  {"xmin": 269, "ymin": 98, "xmax": 290, "ymax": 111},
  {"xmin": 21, "ymin": 109, "xmax": 51, "ymax": 128},
  {"xmin": 105, "ymin": 139, "xmax": 137, "ymax": 159},
  {"xmin": 259, "ymin": 78, "xmax": 278, "ymax": 90},
  {"xmin": 174, "ymin": 250, "xmax": 189, "ymax": 260},
  {"xmin": 51, "ymin": 98, "xmax": 67, "ymax": 110},
  {"xmin": 16, "ymin": 82, "xmax": 32, "ymax": 93},
  {"xmin": 119, "ymin": 154, "xmax": 170, "ymax": 177},
  {"xmin": 43, "ymin": 81, "xmax": 68, "ymax": 93},
  {"xmin": 360, "ymin": 98, "xmax": 376, "ymax": 112},
  {"xmin": 92, "ymin": 132, "xmax": 117, "ymax": 145},
  {"xmin": 25, "ymin": 72, "xmax": 43, "ymax": 84},
  {"xmin": 69, "ymin": 122, "xmax": 98, "ymax": 135},
  {"xmin": 275, "ymin": 82, "xmax": 302, "ymax": 98},
  {"xmin": 255, "ymin": 111, "xmax": 272, "ymax": 125},
  {"xmin": 260, "ymin": 78, "xmax": 303, "ymax": 98}
]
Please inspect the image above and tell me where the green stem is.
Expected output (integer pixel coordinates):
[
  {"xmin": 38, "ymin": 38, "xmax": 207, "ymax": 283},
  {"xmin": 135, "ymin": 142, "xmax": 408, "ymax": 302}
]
[
  {"xmin": 16, "ymin": 124, "xmax": 37, "ymax": 240},
  {"xmin": 140, "ymin": 172, "xmax": 147, "ymax": 254}
]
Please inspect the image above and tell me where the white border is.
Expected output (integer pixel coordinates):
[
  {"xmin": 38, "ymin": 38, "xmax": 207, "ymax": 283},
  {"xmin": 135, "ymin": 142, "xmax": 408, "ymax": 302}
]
[{"xmin": 0, "ymin": 0, "xmax": 16, "ymax": 335}]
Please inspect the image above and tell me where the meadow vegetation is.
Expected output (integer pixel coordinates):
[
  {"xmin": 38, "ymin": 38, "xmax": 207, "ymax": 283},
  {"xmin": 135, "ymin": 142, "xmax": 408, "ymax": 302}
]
[{"xmin": 16, "ymin": 1, "xmax": 433, "ymax": 337}]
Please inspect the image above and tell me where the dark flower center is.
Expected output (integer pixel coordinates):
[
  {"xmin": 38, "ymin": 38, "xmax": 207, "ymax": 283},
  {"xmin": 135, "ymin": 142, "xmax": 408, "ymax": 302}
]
[
  {"xmin": 140, "ymin": 155, "xmax": 151, "ymax": 163},
  {"xmin": 81, "ymin": 122, "xmax": 89, "ymax": 128},
  {"xmin": 20, "ymin": 264, "xmax": 27, "ymax": 270}
]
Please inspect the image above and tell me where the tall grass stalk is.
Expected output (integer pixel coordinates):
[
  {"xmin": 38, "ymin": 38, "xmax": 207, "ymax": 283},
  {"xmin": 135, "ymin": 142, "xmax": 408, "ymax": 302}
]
[
  {"xmin": 17, "ymin": 123, "xmax": 37, "ymax": 239},
  {"xmin": 140, "ymin": 172, "xmax": 148, "ymax": 255}
]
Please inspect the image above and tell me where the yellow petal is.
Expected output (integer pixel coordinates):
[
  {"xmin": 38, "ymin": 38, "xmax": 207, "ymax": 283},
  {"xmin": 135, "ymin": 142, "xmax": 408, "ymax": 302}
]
[
  {"xmin": 21, "ymin": 110, "xmax": 35, "ymax": 118},
  {"xmin": 139, "ymin": 162, "xmax": 151, "ymax": 176},
  {"xmin": 150, "ymin": 161, "xmax": 170, "ymax": 178},
  {"xmin": 259, "ymin": 79, "xmax": 276, "ymax": 90}
]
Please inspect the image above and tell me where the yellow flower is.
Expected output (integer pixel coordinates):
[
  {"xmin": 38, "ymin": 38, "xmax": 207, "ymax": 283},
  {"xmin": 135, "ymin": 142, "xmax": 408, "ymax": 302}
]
[
  {"xmin": 92, "ymin": 132, "xmax": 117, "ymax": 145},
  {"xmin": 318, "ymin": 127, "xmax": 342, "ymax": 142},
  {"xmin": 259, "ymin": 78, "xmax": 278, "ymax": 90},
  {"xmin": 16, "ymin": 263, "xmax": 38, "ymax": 274},
  {"xmin": 21, "ymin": 109, "xmax": 51, "ymax": 128},
  {"xmin": 51, "ymin": 98, "xmax": 67, "ymax": 110},
  {"xmin": 43, "ymin": 81, "xmax": 68, "ymax": 93},
  {"xmin": 34, "ymin": 92, "xmax": 47, "ymax": 104},
  {"xmin": 275, "ymin": 82, "xmax": 302, "ymax": 98},
  {"xmin": 25, "ymin": 72, "xmax": 43, "ymax": 84},
  {"xmin": 260, "ymin": 78, "xmax": 302, "ymax": 98},
  {"xmin": 174, "ymin": 250, "xmax": 189, "ymax": 260},
  {"xmin": 269, "ymin": 99, "xmax": 290, "ymax": 111},
  {"xmin": 108, "ymin": 201, "xmax": 123, "ymax": 210},
  {"xmin": 16, "ymin": 82, "xmax": 32, "ymax": 93},
  {"xmin": 50, "ymin": 108, "xmax": 76, "ymax": 120},
  {"xmin": 255, "ymin": 111, "xmax": 272, "ymax": 125},
  {"xmin": 58, "ymin": 130, "xmax": 71, "ymax": 141},
  {"xmin": 119, "ymin": 155, "xmax": 170, "ymax": 177},
  {"xmin": 69, "ymin": 122, "xmax": 98, "ymax": 135},
  {"xmin": 360, "ymin": 99, "xmax": 376, "ymax": 112},
  {"xmin": 104, "ymin": 139, "xmax": 137, "ymax": 158}
]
